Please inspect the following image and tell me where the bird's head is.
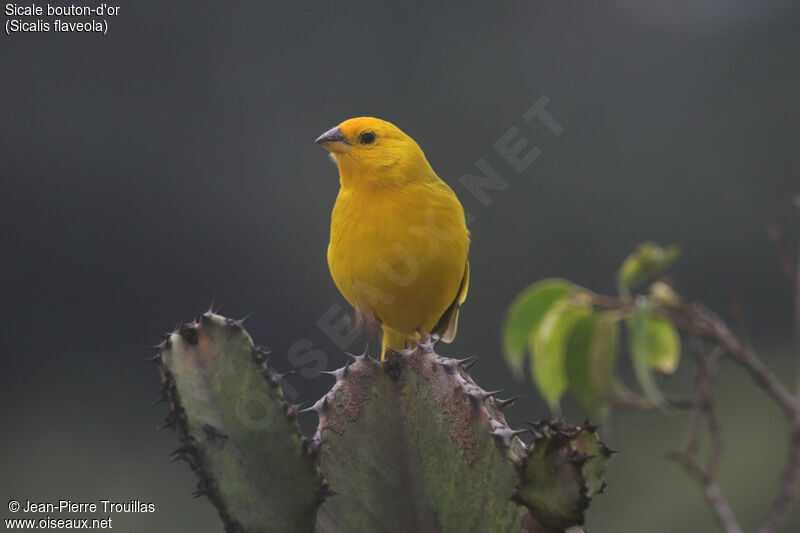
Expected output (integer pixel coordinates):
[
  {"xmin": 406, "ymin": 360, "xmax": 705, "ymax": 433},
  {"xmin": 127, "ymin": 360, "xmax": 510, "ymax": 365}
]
[{"xmin": 315, "ymin": 117, "xmax": 432, "ymax": 187}]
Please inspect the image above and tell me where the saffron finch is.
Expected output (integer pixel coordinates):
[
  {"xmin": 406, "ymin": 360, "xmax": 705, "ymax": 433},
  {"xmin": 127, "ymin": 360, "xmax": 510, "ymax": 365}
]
[{"xmin": 316, "ymin": 117, "xmax": 470, "ymax": 360}]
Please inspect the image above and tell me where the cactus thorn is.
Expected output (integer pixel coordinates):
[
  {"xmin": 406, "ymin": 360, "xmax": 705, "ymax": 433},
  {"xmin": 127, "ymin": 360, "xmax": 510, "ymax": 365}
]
[
  {"xmin": 300, "ymin": 396, "xmax": 328, "ymax": 416},
  {"xmin": 582, "ymin": 419, "xmax": 599, "ymax": 432},
  {"xmin": 459, "ymin": 356, "xmax": 479, "ymax": 371},
  {"xmin": 272, "ymin": 370, "xmax": 296, "ymax": 381},
  {"xmin": 252, "ymin": 346, "xmax": 272, "ymax": 363},
  {"xmin": 143, "ymin": 353, "xmax": 161, "ymax": 363},
  {"xmin": 148, "ymin": 339, "xmax": 169, "ymax": 350},
  {"xmin": 203, "ymin": 424, "xmax": 229, "ymax": 442},
  {"xmin": 298, "ymin": 405, "xmax": 319, "ymax": 416},
  {"xmin": 156, "ymin": 420, "xmax": 176, "ymax": 431},
  {"xmin": 226, "ymin": 313, "xmax": 252, "ymax": 330},
  {"xmin": 179, "ymin": 324, "xmax": 198, "ymax": 345},
  {"xmin": 469, "ymin": 388, "xmax": 503, "ymax": 402},
  {"xmin": 318, "ymin": 482, "xmax": 335, "ymax": 501},
  {"xmin": 157, "ymin": 382, "xmax": 171, "ymax": 397},
  {"xmin": 491, "ymin": 427, "xmax": 528, "ymax": 447},
  {"xmin": 568, "ymin": 453, "xmax": 593, "ymax": 467},
  {"xmin": 528, "ymin": 430, "xmax": 543, "ymax": 442},
  {"xmin": 345, "ymin": 350, "xmax": 366, "ymax": 363},
  {"xmin": 168, "ymin": 452, "xmax": 184, "ymax": 463},
  {"xmin": 304, "ymin": 438, "xmax": 323, "ymax": 457},
  {"xmin": 151, "ymin": 391, "xmax": 169, "ymax": 407},
  {"xmin": 302, "ymin": 438, "xmax": 320, "ymax": 457},
  {"xmin": 418, "ymin": 340, "xmax": 436, "ymax": 353},
  {"xmin": 293, "ymin": 400, "xmax": 313, "ymax": 413},
  {"xmin": 494, "ymin": 395, "xmax": 520, "ymax": 410},
  {"xmin": 600, "ymin": 444, "xmax": 619, "ymax": 456},
  {"xmin": 435, "ymin": 357, "xmax": 456, "ymax": 371},
  {"xmin": 284, "ymin": 403, "xmax": 299, "ymax": 419},
  {"xmin": 192, "ymin": 479, "xmax": 218, "ymax": 499},
  {"xmin": 322, "ymin": 361, "xmax": 352, "ymax": 380},
  {"xmin": 167, "ymin": 443, "xmax": 195, "ymax": 463},
  {"xmin": 394, "ymin": 345, "xmax": 415, "ymax": 357},
  {"xmin": 265, "ymin": 372, "xmax": 278, "ymax": 387},
  {"xmin": 155, "ymin": 411, "xmax": 183, "ymax": 431},
  {"xmin": 416, "ymin": 334, "xmax": 436, "ymax": 352}
]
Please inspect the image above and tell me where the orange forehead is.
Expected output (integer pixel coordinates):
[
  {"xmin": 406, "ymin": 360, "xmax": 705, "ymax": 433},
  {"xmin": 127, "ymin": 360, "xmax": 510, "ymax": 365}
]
[{"xmin": 337, "ymin": 117, "xmax": 400, "ymax": 138}]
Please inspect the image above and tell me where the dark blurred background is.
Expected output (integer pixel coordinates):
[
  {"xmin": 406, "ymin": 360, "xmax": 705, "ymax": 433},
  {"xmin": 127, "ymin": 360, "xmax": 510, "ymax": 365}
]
[{"xmin": 2, "ymin": 1, "xmax": 799, "ymax": 531}]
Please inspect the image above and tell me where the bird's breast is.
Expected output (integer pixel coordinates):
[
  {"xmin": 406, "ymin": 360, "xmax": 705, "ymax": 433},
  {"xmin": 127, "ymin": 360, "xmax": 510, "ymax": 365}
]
[{"xmin": 327, "ymin": 183, "xmax": 469, "ymax": 335}]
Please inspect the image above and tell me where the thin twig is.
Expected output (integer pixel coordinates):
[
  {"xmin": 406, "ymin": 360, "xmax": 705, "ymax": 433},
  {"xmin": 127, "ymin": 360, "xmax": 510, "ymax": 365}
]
[
  {"xmin": 671, "ymin": 345, "xmax": 739, "ymax": 532},
  {"xmin": 703, "ymin": 349, "xmax": 724, "ymax": 478},
  {"xmin": 765, "ymin": 223, "xmax": 794, "ymax": 280},
  {"xmin": 610, "ymin": 392, "xmax": 694, "ymax": 410},
  {"xmin": 592, "ymin": 291, "xmax": 795, "ymax": 415},
  {"xmin": 677, "ymin": 303, "xmax": 798, "ymax": 417},
  {"xmin": 587, "ymin": 225, "xmax": 800, "ymax": 532},
  {"xmin": 757, "ymin": 199, "xmax": 800, "ymax": 533},
  {"xmin": 674, "ymin": 301, "xmax": 800, "ymax": 533},
  {"xmin": 795, "ymin": 197, "xmax": 800, "ymax": 393},
  {"xmin": 668, "ymin": 452, "xmax": 742, "ymax": 533},
  {"xmin": 757, "ymin": 423, "xmax": 800, "ymax": 533}
]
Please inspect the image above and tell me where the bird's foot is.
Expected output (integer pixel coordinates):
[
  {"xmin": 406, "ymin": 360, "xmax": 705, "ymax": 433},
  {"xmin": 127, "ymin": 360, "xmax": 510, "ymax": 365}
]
[{"xmin": 415, "ymin": 328, "xmax": 435, "ymax": 352}]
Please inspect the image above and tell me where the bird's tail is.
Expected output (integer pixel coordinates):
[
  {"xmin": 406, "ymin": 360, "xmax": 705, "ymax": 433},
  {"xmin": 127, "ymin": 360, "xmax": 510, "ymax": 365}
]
[{"xmin": 380, "ymin": 328, "xmax": 413, "ymax": 361}]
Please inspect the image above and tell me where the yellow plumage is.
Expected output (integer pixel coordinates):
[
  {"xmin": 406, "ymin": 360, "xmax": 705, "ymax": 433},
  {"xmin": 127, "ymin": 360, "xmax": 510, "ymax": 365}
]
[{"xmin": 316, "ymin": 117, "xmax": 470, "ymax": 360}]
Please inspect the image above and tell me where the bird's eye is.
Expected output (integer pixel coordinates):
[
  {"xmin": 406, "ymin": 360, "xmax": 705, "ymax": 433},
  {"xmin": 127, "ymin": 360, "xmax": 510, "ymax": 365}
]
[{"xmin": 359, "ymin": 131, "xmax": 376, "ymax": 144}]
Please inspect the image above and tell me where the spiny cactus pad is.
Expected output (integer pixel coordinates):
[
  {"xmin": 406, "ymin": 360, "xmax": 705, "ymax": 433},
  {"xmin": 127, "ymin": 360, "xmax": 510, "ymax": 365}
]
[
  {"xmin": 154, "ymin": 312, "xmax": 324, "ymax": 532},
  {"xmin": 310, "ymin": 346, "xmax": 526, "ymax": 533},
  {"xmin": 151, "ymin": 313, "xmax": 610, "ymax": 533},
  {"xmin": 514, "ymin": 420, "xmax": 612, "ymax": 531}
]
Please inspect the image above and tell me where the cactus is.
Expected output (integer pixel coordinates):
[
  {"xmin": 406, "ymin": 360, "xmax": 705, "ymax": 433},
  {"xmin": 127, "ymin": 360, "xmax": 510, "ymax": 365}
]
[{"xmin": 151, "ymin": 311, "xmax": 610, "ymax": 533}]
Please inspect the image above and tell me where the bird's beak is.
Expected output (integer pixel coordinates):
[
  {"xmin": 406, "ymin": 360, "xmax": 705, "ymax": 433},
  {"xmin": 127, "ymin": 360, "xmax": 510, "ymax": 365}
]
[{"xmin": 315, "ymin": 127, "xmax": 350, "ymax": 153}]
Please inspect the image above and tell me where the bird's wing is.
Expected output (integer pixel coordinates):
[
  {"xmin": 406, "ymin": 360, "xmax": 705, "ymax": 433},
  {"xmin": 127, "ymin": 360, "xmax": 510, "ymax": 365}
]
[{"xmin": 432, "ymin": 260, "xmax": 470, "ymax": 343}]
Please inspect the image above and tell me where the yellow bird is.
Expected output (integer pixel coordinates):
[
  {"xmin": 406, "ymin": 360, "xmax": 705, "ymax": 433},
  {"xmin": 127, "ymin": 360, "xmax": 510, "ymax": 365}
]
[{"xmin": 316, "ymin": 117, "xmax": 470, "ymax": 361}]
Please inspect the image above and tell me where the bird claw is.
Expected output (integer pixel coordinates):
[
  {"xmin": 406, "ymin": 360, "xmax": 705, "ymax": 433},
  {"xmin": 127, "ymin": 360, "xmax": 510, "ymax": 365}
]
[{"xmin": 415, "ymin": 328, "xmax": 435, "ymax": 351}]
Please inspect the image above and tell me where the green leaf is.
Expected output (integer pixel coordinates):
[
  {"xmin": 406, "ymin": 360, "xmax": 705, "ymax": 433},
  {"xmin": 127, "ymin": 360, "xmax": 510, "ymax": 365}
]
[
  {"xmin": 565, "ymin": 312, "xmax": 622, "ymax": 419},
  {"xmin": 643, "ymin": 315, "xmax": 681, "ymax": 374},
  {"xmin": 530, "ymin": 300, "xmax": 592, "ymax": 411},
  {"xmin": 626, "ymin": 303, "xmax": 681, "ymax": 406},
  {"xmin": 590, "ymin": 314, "xmax": 624, "ymax": 397},
  {"xmin": 503, "ymin": 279, "xmax": 574, "ymax": 378},
  {"xmin": 617, "ymin": 242, "xmax": 681, "ymax": 295},
  {"xmin": 564, "ymin": 315, "xmax": 597, "ymax": 414}
]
